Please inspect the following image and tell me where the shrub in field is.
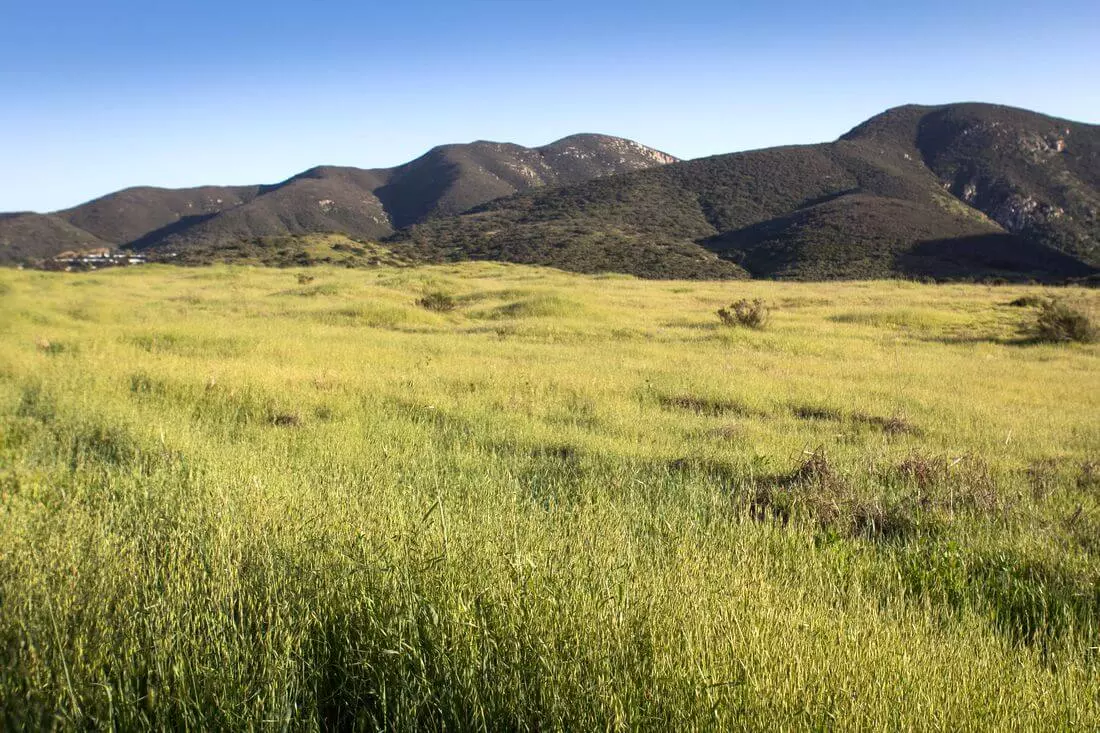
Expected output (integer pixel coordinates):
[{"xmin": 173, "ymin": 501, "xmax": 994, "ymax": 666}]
[
  {"xmin": 417, "ymin": 291, "xmax": 457, "ymax": 312},
  {"xmin": 35, "ymin": 337, "xmax": 73, "ymax": 355},
  {"xmin": 851, "ymin": 499, "xmax": 925, "ymax": 541},
  {"xmin": 896, "ymin": 453, "xmax": 946, "ymax": 491},
  {"xmin": 1008, "ymin": 294, "xmax": 1046, "ymax": 308},
  {"xmin": 1033, "ymin": 298, "xmax": 1098, "ymax": 343},
  {"xmin": 270, "ymin": 411, "xmax": 302, "ymax": 427},
  {"xmin": 1027, "ymin": 458, "xmax": 1060, "ymax": 502},
  {"xmin": 717, "ymin": 298, "xmax": 770, "ymax": 329},
  {"xmin": 852, "ymin": 412, "xmax": 919, "ymax": 436}
]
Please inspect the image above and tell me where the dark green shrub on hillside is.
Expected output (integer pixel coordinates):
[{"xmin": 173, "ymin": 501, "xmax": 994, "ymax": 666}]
[
  {"xmin": 717, "ymin": 298, "xmax": 770, "ymax": 329},
  {"xmin": 1034, "ymin": 298, "xmax": 1098, "ymax": 343}
]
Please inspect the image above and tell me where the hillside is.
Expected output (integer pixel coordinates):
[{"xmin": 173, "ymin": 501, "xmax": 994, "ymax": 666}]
[
  {"xmin": 143, "ymin": 168, "xmax": 395, "ymax": 252},
  {"xmin": 394, "ymin": 103, "xmax": 1099, "ymax": 280},
  {"xmin": 58, "ymin": 185, "xmax": 264, "ymax": 247},
  {"xmin": 0, "ymin": 134, "xmax": 675, "ymax": 264},
  {"xmin": 842, "ymin": 103, "xmax": 1100, "ymax": 266},
  {"xmin": 0, "ymin": 213, "xmax": 111, "ymax": 265}
]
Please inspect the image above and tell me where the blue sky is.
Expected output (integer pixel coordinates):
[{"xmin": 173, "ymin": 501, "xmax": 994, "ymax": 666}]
[{"xmin": 3, "ymin": 0, "xmax": 1098, "ymax": 212}]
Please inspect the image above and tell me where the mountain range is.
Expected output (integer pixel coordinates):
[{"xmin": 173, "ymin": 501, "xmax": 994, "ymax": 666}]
[
  {"xmin": 0, "ymin": 135, "xmax": 676, "ymax": 265},
  {"xmin": 2, "ymin": 103, "xmax": 1098, "ymax": 282}
]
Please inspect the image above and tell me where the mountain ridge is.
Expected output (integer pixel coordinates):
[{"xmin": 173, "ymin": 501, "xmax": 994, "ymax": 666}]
[
  {"xmin": 0, "ymin": 133, "xmax": 676, "ymax": 264},
  {"xmin": 2, "ymin": 103, "xmax": 1098, "ymax": 281}
]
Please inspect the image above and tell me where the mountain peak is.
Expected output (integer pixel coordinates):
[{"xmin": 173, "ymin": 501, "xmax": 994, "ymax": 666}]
[{"xmin": 540, "ymin": 134, "xmax": 679, "ymax": 165}]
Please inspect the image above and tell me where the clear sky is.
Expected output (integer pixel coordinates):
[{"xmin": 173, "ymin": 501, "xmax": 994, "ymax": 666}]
[{"xmin": 3, "ymin": 0, "xmax": 1098, "ymax": 212}]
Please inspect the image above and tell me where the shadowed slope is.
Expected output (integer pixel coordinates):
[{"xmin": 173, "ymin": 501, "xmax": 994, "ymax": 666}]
[
  {"xmin": 59, "ymin": 185, "xmax": 263, "ymax": 245},
  {"xmin": 0, "ymin": 213, "xmax": 111, "ymax": 264}
]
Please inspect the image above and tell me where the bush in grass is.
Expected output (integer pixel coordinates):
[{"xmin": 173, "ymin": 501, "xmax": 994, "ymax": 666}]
[
  {"xmin": 1034, "ymin": 298, "xmax": 1098, "ymax": 343},
  {"xmin": 717, "ymin": 298, "xmax": 770, "ymax": 329},
  {"xmin": 417, "ymin": 291, "xmax": 457, "ymax": 312}
]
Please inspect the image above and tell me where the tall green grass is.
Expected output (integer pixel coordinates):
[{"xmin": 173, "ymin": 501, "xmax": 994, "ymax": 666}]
[{"xmin": 0, "ymin": 264, "xmax": 1097, "ymax": 728}]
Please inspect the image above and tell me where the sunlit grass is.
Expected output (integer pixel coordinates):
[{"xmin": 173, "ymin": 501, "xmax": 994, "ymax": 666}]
[{"xmin": 0, "ymin": 263, "xmax": 1098, "ymax": 728}]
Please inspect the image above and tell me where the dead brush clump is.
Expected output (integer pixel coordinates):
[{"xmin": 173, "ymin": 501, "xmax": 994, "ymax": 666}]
[
  {"xmin": 660, "ymin": 394, "xmax": 754, "ymax": 417},
  {"xmin": 896, "ymin": 453, "xmax": 1006, "ymax": 517},
  {"xmin": 270, "ymin": 411, "xmax": 302, "ymax": 428},
  {"xmin": 792, "ymin": 405, "xmax": 843, "ymax": 421},
  {"xmin": 852, "ymin": 412, "xmax": 920, "ymax": 436},
  {"xmin": 1027, "ymin": 458, "xmax": 1061, "ymax": 502},
  {"xmin": 747, "ymin": 450, "xmax": 936, "ymax": 542},
  {"xmin": 1078, "ymin": 461, "xmax": 1100, "ymax": 493},
  {"xmin": 791, "ymin": 404, "xmax": 919, "ymax": 436},
  {"xmin": 850, "ymin": 499, "xmax": 926, "ymax": 542},
  {"xmin": 896, "ymin": 453, "xmax": 948, "ymax": 491},
  {"xmin": 789, "ymin": 449, "xmax": 843, "ymax": 490},
  {"xmin": 950, "ymin": 455, "xmax": 1004, "ymax": 515},
  {"xmin": 748, "ymin": 450, "xmax": 844, "ymax": 528},
  {"xmin": 752, "ymin": 450, "xmax": 1007, "ymax": 541},
  {"xmin": 717, "ymin": 298, "xmax": 770, "ymax": 329},
  {"xmin": 788, "ymin": 451, "xmax": 863, "ymax": 534}
]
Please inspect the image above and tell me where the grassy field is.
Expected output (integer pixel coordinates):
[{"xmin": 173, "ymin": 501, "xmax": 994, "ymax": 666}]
[{"xmin": 0, "ymin": 263, "xmax": 1098, "ymax": 729}]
